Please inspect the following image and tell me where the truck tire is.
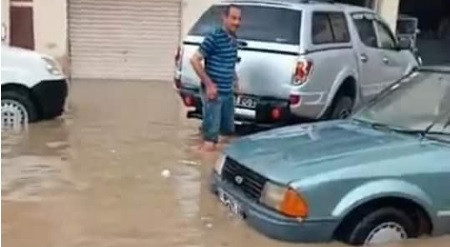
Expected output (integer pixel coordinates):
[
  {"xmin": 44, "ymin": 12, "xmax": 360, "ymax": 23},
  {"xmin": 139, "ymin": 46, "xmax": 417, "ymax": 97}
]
[{"xmin": 329, "ymin": 95, "xmax": 354, "ymax": 120}]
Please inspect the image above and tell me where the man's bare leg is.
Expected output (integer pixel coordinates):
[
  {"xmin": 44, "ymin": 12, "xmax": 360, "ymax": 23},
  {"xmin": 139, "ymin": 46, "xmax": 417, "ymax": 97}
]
[
  {"xmin": 219, "ymin": 135, "xmax": 234, "ymax": 144},
  {"xmin": 201, "ymin": 141, "xmax": 216, "ymax": 152}
]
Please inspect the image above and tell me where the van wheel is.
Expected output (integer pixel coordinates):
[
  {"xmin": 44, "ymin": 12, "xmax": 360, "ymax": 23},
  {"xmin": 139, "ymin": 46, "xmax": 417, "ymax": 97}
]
[
  {"xmin": 343, "ymin": 207, "xmax": 416, "ymax": 246},
  {"xmin": 1, "ymin": 90, "xmax": 38, "ymax": 126},
  {"xmin": 329, "ymin": 96, "xmax": 354, "ymax": 120}
]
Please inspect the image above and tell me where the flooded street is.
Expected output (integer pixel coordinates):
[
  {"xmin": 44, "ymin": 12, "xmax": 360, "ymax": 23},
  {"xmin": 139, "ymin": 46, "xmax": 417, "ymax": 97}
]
[{"xmin": 2, "ymin": 80, "xmax": 449, "ymax": 247}]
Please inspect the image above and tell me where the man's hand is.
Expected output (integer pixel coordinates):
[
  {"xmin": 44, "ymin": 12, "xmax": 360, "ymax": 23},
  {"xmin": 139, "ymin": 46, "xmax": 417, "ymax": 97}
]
[
  {"xmin": 190, "ymin": 51, "xmax": 218, "ymax": 100},
  {"xmin": 206, "ymin": 83, "xmax": 218, "ymax": 100},
  {"xmin": 233, "ymin": 75, "xmax": 241, "ymax": 95}
]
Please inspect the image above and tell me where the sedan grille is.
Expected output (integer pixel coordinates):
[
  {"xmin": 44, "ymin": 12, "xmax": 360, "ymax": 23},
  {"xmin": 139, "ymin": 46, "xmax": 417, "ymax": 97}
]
[{"xmin": 222, "ymin": 157, "xmax": 267, "ymax": 200}]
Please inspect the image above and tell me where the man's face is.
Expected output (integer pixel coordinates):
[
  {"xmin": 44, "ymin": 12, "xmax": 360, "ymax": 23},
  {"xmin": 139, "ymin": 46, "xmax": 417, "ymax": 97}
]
[{"xmin": 223, "ymin": 7, "xmax": 241, "ymax": 34}]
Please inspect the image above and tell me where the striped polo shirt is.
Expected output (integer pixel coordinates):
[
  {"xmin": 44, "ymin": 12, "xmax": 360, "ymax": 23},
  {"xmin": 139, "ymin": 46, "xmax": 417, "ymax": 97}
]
[{"xmin": 199, "ymin": 28, "xmax": 238, "ymax": 95}]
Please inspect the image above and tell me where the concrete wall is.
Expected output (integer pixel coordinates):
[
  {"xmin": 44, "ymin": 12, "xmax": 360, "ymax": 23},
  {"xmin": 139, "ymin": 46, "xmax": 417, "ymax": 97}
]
[
  {"xmin": 1, "ymin": 0, "xmax": 10, "ymax": 44},
  {"xmin": 33, "ymin": 0, "xmax": 69, "ymax": 73}
]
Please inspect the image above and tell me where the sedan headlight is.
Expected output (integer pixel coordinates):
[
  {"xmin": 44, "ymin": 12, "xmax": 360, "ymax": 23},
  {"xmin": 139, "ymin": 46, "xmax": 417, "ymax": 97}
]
[
  {"xmin": 41, "ymin": 56, "xmax": 62, "ymax": 76},
  {"xmin": 213, "ymin": 154, "xmax": 226, "ymax": 175},
  {"xmin": 260, "ymin": 182, "xmax": 309, "ymax": 218}
]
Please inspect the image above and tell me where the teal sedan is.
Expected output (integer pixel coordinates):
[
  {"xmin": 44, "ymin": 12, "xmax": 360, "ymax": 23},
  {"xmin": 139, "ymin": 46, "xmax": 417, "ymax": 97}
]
[{"xmin": 210, "ymin": 67, "xmax": 450, "ymax": 246}]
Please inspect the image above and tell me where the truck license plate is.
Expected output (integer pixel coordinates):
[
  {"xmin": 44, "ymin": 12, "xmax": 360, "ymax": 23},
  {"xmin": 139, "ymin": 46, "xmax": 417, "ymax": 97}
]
[{"xmin": 236, "ymin": 96, "xmax": 257, "ymax": 109}]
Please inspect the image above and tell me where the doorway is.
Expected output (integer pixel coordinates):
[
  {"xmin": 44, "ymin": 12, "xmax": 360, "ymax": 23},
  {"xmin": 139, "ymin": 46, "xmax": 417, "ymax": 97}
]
[{"xmin": 10, "ymin": 5, "xmax": 34, "ymax": 49}]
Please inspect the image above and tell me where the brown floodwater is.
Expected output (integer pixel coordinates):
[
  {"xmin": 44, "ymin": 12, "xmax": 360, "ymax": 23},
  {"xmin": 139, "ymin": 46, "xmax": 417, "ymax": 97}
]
[{"xmin": 2, "ymin": 80, "xmax": 449, "ymax": 247}]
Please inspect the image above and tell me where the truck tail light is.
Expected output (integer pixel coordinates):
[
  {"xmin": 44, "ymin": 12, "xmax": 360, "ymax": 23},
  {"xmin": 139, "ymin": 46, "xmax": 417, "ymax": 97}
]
[
  {"xmin": 183, "ymin": 95, "xmax": 194, "ymax": 107},
  {"xmin": 175, "ymin": 46, "xmax": 182, "ymax": 67},
  {"xmin": 174, "ymin": 46, "xmax": 183, "ymax": 90},
  {"xmin": 271, "ymin": 108, "xmax": 282, "ymax": 120},
  {"xmin": 289, "ymin": 94, "xmax": 301, "ymax": 106},
  {"xmin": 174, "ymin": 78, "xmax": 181, "ymax": 90},
  {"xmin": 293, "ymin": 59, "xmax": 313, "ymax": 85}
]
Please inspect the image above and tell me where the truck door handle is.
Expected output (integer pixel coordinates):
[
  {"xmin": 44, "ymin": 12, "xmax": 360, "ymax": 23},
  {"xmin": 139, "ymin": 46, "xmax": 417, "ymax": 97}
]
[
  {"xmin": 360, "ymin": 54, "xmax": 368, "ymax": 63},
  {"xmin": 237, "ymin": 56, "xmax": 241, "ymax": 63},
  {"xmin": 382, "ymin": 57, "xmax": 390, "ymax": 64}
]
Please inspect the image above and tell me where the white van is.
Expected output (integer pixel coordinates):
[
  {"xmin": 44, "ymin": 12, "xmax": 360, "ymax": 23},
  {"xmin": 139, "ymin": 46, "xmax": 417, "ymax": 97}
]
[{"xmin": 1, "ymin": 45, "xmax": 68, "ymax": 125}]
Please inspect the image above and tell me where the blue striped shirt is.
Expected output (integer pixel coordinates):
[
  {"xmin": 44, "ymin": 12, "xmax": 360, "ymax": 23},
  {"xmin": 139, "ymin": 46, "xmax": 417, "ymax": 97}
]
[{"xmin": 199, "ymin": 28, "xmax": 238, "ymax": 94}]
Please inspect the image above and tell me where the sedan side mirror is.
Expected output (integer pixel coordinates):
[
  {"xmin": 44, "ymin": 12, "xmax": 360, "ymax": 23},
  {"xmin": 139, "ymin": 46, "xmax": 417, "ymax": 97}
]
[{"xmin": 397, "ymin": 37, "xmax": 412, "ymax": 50}]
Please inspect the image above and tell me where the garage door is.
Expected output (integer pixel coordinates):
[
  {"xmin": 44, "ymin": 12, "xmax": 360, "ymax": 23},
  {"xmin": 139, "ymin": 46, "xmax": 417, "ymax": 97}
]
[{"xmin": 68, "ymin": 0, "xmax": 181, "ymax": 80}]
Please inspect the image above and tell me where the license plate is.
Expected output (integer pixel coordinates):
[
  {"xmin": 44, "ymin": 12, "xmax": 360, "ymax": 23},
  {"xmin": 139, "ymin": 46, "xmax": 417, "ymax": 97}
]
[
  {"xmin": 218, "ymin": 189, "xmax": 243, "ymax": 218},
  {"xmin": 236, "ymin": 96, "xmax": 257, "ymax": 109}
]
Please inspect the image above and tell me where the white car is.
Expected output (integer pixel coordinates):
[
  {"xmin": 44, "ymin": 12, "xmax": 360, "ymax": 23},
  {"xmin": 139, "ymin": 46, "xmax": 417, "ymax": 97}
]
[{"xmin": 1, "ymin": 45, "xmax": 68, "ymax": 126}]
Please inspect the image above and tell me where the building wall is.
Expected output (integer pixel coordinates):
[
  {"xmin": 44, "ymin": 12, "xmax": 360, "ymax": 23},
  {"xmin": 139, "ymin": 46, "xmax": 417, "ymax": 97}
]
[
  {"xmin": 374, "ymin": 0, "xmax": 400, "ymax": 32},
  {"xmin": 33, "ymin": 0, "xmax": 69, "ymax": 74},
  {"xmin": 2, "ymin": 0, "xmax": 10, "ymax": 44},
  {"xmin": 181, "ymin": 0, "xmax": 216, "ymax": 37}
]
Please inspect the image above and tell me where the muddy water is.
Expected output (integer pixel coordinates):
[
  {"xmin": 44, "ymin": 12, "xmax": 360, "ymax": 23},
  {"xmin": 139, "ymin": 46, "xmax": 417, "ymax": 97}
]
[{"xmin": 2, "ymin": 80, "xmax": 449, "ymax": 247}]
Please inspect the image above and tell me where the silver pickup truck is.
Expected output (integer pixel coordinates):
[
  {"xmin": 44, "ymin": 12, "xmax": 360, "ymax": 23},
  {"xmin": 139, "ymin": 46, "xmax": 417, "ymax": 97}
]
[{"xmin": 174, "ymin": 0, "xmax": 420, "ymax": 127}]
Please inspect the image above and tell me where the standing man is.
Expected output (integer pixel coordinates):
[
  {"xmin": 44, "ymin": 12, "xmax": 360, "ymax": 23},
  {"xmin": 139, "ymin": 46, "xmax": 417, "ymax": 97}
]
[{"xmin": 190, "ymin": 4, "xmax": 241, "ymax": 152}]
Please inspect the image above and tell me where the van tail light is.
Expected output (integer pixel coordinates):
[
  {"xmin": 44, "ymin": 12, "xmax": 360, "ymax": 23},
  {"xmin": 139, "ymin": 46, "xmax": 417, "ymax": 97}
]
[{"xmin": 293, "ymin": 59, "xmax": 313, "ymax": 85}]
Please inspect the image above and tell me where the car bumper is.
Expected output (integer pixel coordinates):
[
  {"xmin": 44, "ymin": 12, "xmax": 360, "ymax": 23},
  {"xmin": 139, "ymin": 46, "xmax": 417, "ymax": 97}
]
[
  {"xmin": 31, "ymin": 79, "xmax": 68, "ymax": 119},
  {"xmin": 179, "ymin": 87, "xmax": 304, "ymax": 127},
  {"xmin": 210, "ymin": 172, "xmax": 338, "ymax": 243}
]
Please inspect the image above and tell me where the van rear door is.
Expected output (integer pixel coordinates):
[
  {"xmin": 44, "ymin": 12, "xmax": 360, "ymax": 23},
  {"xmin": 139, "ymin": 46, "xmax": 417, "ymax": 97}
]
[{"xmin": 181, "ymin": 4, "xmax": 302, "ymax": 99}]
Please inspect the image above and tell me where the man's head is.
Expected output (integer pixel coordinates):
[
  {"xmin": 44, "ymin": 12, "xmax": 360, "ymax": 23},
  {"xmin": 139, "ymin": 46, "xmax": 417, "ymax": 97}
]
[{"xmin": 222, "ymin": 4, "xmax": 241, "ymax": 34}]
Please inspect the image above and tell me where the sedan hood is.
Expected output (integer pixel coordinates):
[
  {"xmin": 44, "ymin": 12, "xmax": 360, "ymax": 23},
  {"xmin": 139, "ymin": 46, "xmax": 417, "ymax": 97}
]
[{"xmin": 224, "ymin": 120, "xmax": 442, "ymax": 184}]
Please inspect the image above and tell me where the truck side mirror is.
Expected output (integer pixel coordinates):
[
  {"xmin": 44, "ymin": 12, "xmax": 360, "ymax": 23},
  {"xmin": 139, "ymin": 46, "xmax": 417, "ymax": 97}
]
[{"xmin": 397, "ymin": 37, "xmax": 412, "ymax": 50}]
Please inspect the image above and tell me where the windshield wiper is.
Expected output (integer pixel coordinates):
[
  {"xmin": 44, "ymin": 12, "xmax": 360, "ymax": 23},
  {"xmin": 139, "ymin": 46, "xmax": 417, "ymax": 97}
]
[
  {"xmin": 354, "ymin": 118, "xmax": 450, "ymax": 137},
  {"xmin": 422, "ymin": 109, "xmax": 450, "ymax": 137},
  {"xmin": 354, "ymin": 118, "xmax": 421, "ymax": 135}
]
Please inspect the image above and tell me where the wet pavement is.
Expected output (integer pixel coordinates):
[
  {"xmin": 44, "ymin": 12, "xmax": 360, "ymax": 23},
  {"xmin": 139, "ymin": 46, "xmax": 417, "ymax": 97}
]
[{"xmin": 2, "ymin": 80, "xmax": 449, "ymax": 247}]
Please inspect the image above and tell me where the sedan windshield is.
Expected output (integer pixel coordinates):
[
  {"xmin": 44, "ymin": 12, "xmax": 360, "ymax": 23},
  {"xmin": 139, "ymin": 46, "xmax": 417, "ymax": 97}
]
[{"xmin": 354, "ymin": 70, "xmax": 450, "ymax": 140}]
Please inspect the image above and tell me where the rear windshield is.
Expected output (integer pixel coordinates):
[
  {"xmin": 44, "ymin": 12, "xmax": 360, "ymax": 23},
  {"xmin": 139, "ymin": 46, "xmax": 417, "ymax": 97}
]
[{"xmin": 188, "ymin": 5, "xmax": 302, "ymax": 45}]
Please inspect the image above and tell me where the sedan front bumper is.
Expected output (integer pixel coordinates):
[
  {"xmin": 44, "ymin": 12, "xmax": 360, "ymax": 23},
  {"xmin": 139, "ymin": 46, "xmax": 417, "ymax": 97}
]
[{"xmin": 210, "ymin": 172, "xmax": 338, "ymax": 243}]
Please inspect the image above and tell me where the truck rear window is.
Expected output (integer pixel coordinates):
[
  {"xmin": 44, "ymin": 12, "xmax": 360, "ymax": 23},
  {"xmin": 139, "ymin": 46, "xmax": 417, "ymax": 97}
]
[{"xmin": 188, "ymin": 5, "xmax": 302, "ymax": 45}]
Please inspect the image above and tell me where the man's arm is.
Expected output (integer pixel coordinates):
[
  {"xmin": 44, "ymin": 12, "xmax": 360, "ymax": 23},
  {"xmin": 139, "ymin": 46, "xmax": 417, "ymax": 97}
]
[
  {"xmin": 190, "ymin": 51, "xmax": 214, "ymax": 88},
  {"xmin": 190, "ymin": 34, "xmax": 216, "ymax": 88}
]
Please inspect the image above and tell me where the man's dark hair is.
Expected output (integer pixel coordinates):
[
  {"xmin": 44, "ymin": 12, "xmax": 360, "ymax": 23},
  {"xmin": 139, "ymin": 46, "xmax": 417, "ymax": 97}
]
[{"xmin": 224, "ymin": 4, "xmax": 240, "ymax": 16}]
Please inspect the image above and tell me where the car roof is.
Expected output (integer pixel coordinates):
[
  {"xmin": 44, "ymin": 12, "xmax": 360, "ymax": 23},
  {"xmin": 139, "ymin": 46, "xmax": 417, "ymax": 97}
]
[{"xmin": 221, "ymin": 0, "xmax": 374, "ymax": 12}]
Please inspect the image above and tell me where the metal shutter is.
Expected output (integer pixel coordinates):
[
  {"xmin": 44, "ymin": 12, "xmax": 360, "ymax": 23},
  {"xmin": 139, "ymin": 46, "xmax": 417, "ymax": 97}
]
[{"xmin": 68, "ymin": 0, "xmax": 181, "ymax": 80}]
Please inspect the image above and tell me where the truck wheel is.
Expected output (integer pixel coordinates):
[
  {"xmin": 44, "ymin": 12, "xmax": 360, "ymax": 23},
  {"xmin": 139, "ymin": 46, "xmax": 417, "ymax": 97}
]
[
  {"xmin": 344, "ymin": 207, "xmax": 416, "ymax": 246},
  {"xmin": 1, "ymin": 90, "xmax": 38, "ymax": 125},
  {"xmin": 329, "ymin": 96, "xmax": 354, "ymax": 120}
]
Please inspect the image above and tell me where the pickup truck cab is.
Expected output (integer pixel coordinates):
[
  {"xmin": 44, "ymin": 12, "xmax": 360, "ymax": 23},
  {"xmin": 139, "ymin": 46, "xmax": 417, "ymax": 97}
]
[
  {"xmin": 1, "ymin": 45, "xmax": 68, "ymax": 127},
  {"xmin": 175, "ymin": 0, "xmax": 419, "ymax": 126}
]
